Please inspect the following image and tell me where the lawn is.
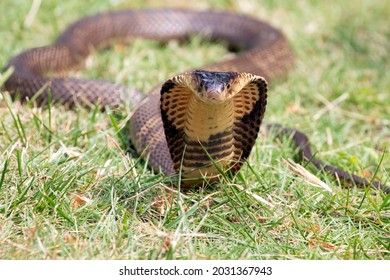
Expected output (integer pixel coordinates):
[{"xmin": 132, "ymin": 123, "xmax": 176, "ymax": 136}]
[{"xmin": 0, "ymin": 0, "xmax": 389, "ymax": 259}]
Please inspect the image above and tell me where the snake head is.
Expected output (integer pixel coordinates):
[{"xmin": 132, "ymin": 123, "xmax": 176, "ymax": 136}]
[{"xmin": 191, "ymin": 70, "xmax": 239, "ymax": 103}]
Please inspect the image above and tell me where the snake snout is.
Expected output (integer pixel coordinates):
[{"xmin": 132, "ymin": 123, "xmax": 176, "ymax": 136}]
[{"xmin": 203, "ymin": 83, "xmax": 226, "ymax": 102}]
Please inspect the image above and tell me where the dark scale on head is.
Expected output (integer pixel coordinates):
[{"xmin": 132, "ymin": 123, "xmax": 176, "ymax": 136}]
[{"xmin": 194, "ymin": 70, "xmax": 237, "ymax": 93}]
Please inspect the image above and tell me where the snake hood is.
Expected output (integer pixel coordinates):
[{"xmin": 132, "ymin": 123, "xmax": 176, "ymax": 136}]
[{"xmin": 160, "ymin": 70, "xmax": 268, "ymax": 185}]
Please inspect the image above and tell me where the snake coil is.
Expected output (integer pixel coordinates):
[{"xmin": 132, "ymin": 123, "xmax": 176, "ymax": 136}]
[{"xmin": 3, "ymin": 9, "xmax": 389, "ymax": 192}]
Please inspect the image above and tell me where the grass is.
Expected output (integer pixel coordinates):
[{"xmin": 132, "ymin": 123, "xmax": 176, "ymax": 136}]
[{"xmin": 0, "ymin": 0, "xmax": 389, "ymax": 259}]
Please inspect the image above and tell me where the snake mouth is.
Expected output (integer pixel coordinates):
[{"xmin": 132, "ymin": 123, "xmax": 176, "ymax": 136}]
[{"xmin": 202, "ymin": 89, "xmax": 227, "ymax": 103}]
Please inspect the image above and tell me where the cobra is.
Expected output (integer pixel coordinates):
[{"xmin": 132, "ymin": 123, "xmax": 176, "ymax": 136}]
[{"xmin": 3, "ymin": 9, "xmax": 389, "ymax": 192}]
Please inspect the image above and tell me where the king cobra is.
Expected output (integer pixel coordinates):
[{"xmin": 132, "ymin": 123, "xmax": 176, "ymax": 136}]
[{"xmin": 3, "ymin": 9, "xmax": 389, "ymax": 192}]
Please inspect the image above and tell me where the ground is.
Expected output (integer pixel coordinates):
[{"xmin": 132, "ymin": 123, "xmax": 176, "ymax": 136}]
[{"xmin": 0, "ymin": 0, "xmax": 389, "ymax": 259}]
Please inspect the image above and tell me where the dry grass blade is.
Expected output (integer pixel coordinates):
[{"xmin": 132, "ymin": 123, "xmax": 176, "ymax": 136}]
[
  {"xmin": 232, "ymin": 184, "xmax": 274, "ymax": 208},
  {"xmin": 281, "ymin": 158, "xmax": 334, "ymax": 193}
]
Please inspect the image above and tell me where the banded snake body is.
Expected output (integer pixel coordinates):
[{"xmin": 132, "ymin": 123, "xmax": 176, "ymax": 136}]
[{"xmin": 3, "ymin": 9, "xmax": 389, "ymax": 192}]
